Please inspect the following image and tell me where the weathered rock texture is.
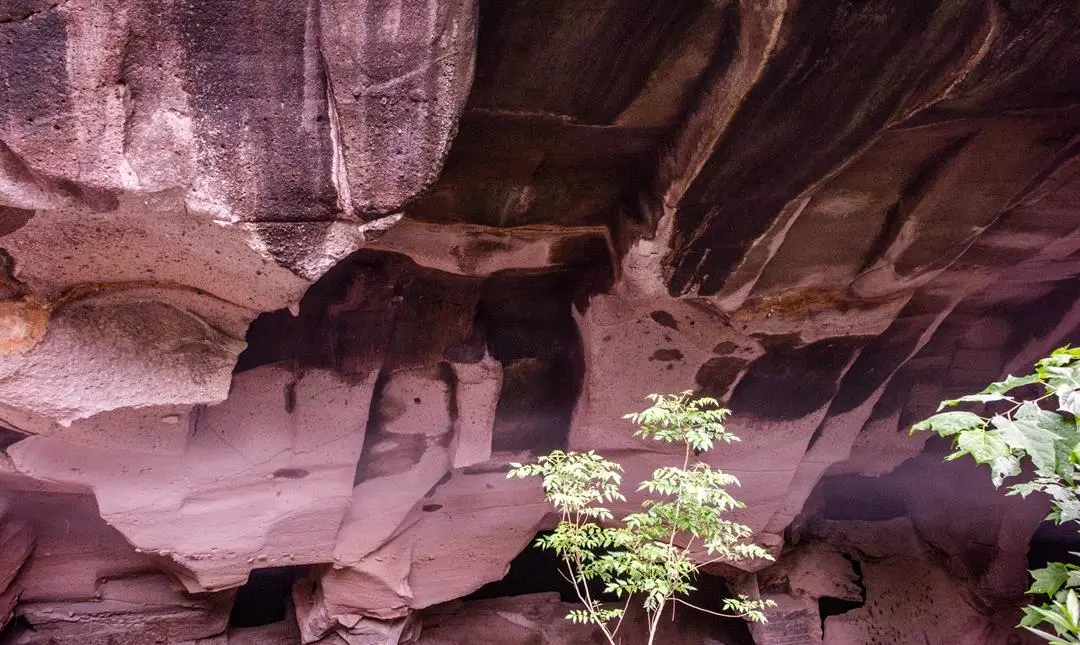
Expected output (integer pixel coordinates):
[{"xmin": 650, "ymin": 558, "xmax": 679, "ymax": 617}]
[{"xmin": 0, "ymin": 1, "xmax": 1077, "ymax": 643}]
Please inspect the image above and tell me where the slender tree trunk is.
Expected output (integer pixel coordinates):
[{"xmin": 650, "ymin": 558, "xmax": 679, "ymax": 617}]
[{"xmin": 647, "ymin": 604, "xmax": 664, "ymax": 645}]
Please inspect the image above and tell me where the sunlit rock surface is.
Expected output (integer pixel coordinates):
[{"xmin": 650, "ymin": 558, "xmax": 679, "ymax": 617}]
[{"xmin": 0, "ymin": 1, "xmax": 1077, "ymax": 643}]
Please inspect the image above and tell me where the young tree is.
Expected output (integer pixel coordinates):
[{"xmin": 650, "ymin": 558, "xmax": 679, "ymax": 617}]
[
  {"xmin": 913, "ymin": 347, "xmax": 1080, "ymax": 644},
  {"xmin": 508, "ymin": 392, "xmax": 774, "ymax": 645}
]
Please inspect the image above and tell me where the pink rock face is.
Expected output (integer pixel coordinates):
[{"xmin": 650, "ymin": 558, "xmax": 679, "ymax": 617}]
[
  {"xmin": 1, "ymin": 490, "xmax": 233, "ymax": 643},
  {"xmin": 8, "ymin": 365, "xmax": 376, "ymax": 591},
  {"xmin": 319, "ymin": 0, "xmax": 477, "ymax": 216},
  {"xmin": 0, "ymin": 502, "xmax": 34, "ymax": 632},
  {"xmin": 0, "ymin": 1, "xmax": 1078, "ymax": 644},
  {"xmin": 809, "ymin": 518, "xmax": 1035, "ymax": 645}
]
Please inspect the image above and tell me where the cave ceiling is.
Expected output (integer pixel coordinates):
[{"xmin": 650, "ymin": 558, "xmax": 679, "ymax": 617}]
[{"xmin": 0, "ymin": 1, "xmax": 1078, "ymax": 644}]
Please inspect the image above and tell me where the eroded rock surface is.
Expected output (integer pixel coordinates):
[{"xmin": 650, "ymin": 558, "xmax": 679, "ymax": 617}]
[{"xmin": 0, "ymin": 1, "xmax": 1078, "ymax": 644}]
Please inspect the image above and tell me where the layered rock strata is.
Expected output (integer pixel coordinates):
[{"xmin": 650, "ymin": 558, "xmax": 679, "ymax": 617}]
[{"xmin": 0, "ymin": 1, "xmax": 1077, "ymax": 644}]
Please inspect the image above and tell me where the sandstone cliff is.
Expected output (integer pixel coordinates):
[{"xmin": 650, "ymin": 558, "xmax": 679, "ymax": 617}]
[{"xmin": 0, "ymin": 1, "xmax": 1077, "ymax": 644}]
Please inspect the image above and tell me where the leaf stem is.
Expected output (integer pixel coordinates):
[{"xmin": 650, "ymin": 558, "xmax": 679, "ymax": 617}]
[{"xmin": 673, "ymin": 597, "xmax": 753, "ymax": 619}]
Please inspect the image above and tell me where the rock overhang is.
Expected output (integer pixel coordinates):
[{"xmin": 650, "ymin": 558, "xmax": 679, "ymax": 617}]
[{"xmin": 0, "ymin": 2, "xmax": 1077, "ymax": 644}]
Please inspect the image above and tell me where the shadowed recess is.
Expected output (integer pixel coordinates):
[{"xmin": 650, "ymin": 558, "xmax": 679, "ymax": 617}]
[{"xmin": 228, "ymin": 566, "xmax": 306, "ymax": 628}]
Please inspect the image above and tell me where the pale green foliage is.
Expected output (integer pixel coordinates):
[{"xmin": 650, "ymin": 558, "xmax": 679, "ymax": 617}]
[
  {"xmin": 912, "ymin": 347, "xmax": 1080, "ymax": 644},
  {"xmin": 722, "ymin": 594, "xmax": 772, "ymax": 624},
  {"xmin": 509, "ymin": 392, "xmax": 774, "ymax": 645}
]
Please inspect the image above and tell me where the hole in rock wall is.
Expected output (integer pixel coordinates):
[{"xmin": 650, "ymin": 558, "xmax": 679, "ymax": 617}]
[
  {"xmin": 234, "ymin": 308, "xmax": 306, "ymax": 374},
  {"xmin": 818, "ymin": 595, "xmax": 865, "ymax": 628},
  {"xmin": 0, "ymin": 616, "xmax": 33, "ymax": 642},
  {"xmin": 228, "ymin": 565, "xmax": 306, "ymax": 628},
  {"xmin": 649, "ymin": 310, "xmax": 679, "ymax": 330},
  {"xmin": 353, "ymin": 428, "xmax": 434, "ymax": 484},
  {"xmin": 0, "ymin": 425, "xmax": 25, "ymax": 450},
  {"xmin": 694, "ymin": 356, "xmax": 746, "ymax": 400},
  {"xmin": 817, "ymin": 553, "xmax": 866, "ymax": 629},
  {"xmin": 661, "ymin": 572, "xmax": 757, "ymax": 644},
  {"xmin": 465, "ymin": 531, "xmax": 580, "ymax": 602}
]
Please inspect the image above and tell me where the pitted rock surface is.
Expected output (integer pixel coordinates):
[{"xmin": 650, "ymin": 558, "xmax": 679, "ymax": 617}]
[{"xmin": 0, "ymin": 2, "xmax": 1077, "ymax": 644}]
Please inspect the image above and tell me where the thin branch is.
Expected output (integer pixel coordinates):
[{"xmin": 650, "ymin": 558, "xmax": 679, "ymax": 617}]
[
  {"xmin": 610, "ymin": 593, "xmax": 633, "ymax": 638},
  {"xmin": 572, "ymin": 551, "xmax": 616, "ymax": 645},
  {"xmin": 560, "ymin": 507, "xmax": 617, "ymax": 645},
  {"xmin": 673, "ymin": 597, "xmax": 751, "ymax": 619},
  {"xmin": 564, "ymin": 555, "xmax": 615, "ymax": 645},
  {"xmin": 647, "ymin": 604, "xmax": 664, "ymax": 645},
  {"xmin": 667, "ymin": 441, "xmax": 692, "ymax": 552},
  {"xmin": 699, "ymin": 552, "xmax": 738, "ymax": 568}
]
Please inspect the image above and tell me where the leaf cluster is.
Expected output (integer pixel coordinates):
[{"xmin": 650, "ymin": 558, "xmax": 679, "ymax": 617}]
[
  {"xmin": 509, "ymin": 392, "xmax": 774, "ymax": 645},
  {"xmin": 912, "ymin": 347, "xmax": 1080, "ymax": 643},
  {"xmin": 625, "ymin": 392, "xmax": 737, "ymax": 452},
  {"xmin": 1022, "ymin": 587, "xmax": 1080, "ymax": 645}
]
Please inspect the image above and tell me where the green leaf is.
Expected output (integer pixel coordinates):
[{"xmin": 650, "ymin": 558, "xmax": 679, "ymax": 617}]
[
  {"xmin": 1061, "ymin": 390, "xmax": 1080, "ymax": 417},
  {"xmin": 993, "ymin": 415, "xmax": 1059, "ymax": 475},
  {"xmin": 989, "ymin": 454, "xmax": 1022, "ymax": 487},
  {"xmin": 1017, "ymin": 403, "xmax": 1075, "ymax": 434},
  {"xmin": 924, "ymin": 354, "xmax": 1080, "ymax": 643},
  {"xmin": 1031, "ymin": 563, "xmax": 1072, "ymax": 597},
  {"xmin": 938, "ymin": 393, "xmax": 1008, "ymax": 410},
  {"xmin": 1068, "ymin": 569, "xmax": 1080, "ymax": 590},
  {"xmin": 955, "ymin": 429, "xmax": 1011, "ymax": 464},
  {"xmin": 525, "ymin": 392, "xmax": 776, "ymax": 635},
  {"xmin": 1028, "ymin": 603, "xmax": 1078, "ymax": 638},
  {"xmin": 1021, "ymin": 625, "xmax": 1069, "ymax": 645},
  {"xmin": 912, "ymin": 411, "xmax": 984, "ymax": 437},
  {"xmin": 1011, "ymin": 480, "xmax": 1047, "ymax": 498},
  {"xmin": 981, "ymin": 373, "xmax": 1044, "ymax": 396},
  {"xmin": 1022, "ymin": 605, "xmax": 1047, "ymax": 628}
]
